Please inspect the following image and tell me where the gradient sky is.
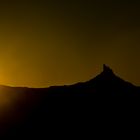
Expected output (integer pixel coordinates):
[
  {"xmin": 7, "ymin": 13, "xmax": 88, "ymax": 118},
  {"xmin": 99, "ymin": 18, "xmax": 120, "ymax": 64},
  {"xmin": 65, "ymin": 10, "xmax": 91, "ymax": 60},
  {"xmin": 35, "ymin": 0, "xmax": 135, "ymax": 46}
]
[{"xmin": 0, "ymin": 0, "xmax": 140, "ymax": 87}]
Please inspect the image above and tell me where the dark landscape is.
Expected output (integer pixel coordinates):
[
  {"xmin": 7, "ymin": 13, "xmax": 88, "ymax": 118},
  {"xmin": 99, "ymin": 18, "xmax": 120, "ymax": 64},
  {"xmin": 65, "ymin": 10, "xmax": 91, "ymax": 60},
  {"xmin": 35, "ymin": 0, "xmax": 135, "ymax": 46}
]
[
  {"xmin": 0, "ymin": 64, "xmax": 139, "ymax": 137},
  {"xmin": 0, "ymin": 1, "xmax": 140, "ymax": 138}
]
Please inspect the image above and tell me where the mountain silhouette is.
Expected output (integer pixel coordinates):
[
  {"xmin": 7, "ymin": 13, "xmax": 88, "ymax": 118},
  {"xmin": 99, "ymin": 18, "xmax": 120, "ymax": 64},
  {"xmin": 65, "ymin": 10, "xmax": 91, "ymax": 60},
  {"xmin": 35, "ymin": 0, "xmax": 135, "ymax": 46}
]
[
  {"xmin": 0, "ymin": 64, "xmax": 140, "ymax": 137},
  {"xmin": 44, "ymin": 64, "xmax": 139, "ymax": 96}
]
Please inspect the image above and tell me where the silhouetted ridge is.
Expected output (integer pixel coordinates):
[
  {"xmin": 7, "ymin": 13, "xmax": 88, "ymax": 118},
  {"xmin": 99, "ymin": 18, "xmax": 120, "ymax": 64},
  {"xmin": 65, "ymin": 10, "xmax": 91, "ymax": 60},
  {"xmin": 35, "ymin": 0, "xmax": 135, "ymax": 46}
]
[
  {"xmin": 0, "ymin": 65, "xmax": 140, "ymax": 137},
  {"xmin": 87, "ymin": 64, "xmax": 118, "ymax": 83},
  {"xmin": 103, "ymin": 64, "xmax": 114, "ymax": 75},
  {"xmin": 80, "ymin": 64, "xmax": 139, "ymax": 95}
]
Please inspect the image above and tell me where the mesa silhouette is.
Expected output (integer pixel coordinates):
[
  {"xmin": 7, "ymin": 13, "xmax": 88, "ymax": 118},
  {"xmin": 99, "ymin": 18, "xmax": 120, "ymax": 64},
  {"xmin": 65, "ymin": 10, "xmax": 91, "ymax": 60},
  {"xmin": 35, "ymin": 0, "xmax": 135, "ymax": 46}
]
[{"xmin": 0, "ymin": 64, "xmax": 140, "ymax": 136}]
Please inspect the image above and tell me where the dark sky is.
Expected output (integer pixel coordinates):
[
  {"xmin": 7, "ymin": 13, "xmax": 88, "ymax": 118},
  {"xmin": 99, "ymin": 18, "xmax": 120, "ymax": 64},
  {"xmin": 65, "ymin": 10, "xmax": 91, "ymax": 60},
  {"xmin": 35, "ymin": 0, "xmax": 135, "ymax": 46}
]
[{"xmin": 0, "ymin": 0, "xmax": 140, "ymax": 87}]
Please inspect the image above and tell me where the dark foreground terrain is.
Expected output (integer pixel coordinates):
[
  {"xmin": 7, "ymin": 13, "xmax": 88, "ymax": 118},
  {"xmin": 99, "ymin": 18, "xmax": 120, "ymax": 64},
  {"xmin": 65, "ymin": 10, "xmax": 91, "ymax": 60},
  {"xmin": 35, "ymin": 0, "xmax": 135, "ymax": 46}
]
[{"xmin": 0, "ymin": 65, "xmax": 140, "ymax": 137}]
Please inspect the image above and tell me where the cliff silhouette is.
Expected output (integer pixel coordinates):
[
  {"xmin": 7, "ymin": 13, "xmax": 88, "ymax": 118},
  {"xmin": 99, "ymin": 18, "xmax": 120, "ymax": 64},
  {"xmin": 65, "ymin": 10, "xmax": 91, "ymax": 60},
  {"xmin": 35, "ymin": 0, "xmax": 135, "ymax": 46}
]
[{"xmin": 0, "ymin": 64, "xmax": 140, "ymax": 137}]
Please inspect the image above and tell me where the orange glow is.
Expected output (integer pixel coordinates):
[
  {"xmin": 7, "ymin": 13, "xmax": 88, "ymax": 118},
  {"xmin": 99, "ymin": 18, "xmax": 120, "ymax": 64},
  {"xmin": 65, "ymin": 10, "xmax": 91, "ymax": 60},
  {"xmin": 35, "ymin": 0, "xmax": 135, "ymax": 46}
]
[{"xmin": 0, "ymin": 1, "xmax": 140, "ymax": 87}]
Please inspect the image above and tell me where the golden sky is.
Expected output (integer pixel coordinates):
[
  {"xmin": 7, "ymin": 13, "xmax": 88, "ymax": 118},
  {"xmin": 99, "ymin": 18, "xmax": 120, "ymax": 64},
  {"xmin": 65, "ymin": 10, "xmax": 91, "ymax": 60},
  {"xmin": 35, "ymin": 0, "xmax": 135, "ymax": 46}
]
[{"xmin": 0, "ymin": 1, "xmax": 140, "ymax": 87}]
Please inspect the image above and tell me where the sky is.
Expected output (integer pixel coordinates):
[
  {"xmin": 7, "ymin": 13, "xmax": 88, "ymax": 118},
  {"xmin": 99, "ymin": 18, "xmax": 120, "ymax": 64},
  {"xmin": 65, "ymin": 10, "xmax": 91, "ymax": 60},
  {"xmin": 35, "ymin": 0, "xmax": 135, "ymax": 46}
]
[{"xmin": 0, "ymin": 0, "xmax": 140, "ymax": 87}]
